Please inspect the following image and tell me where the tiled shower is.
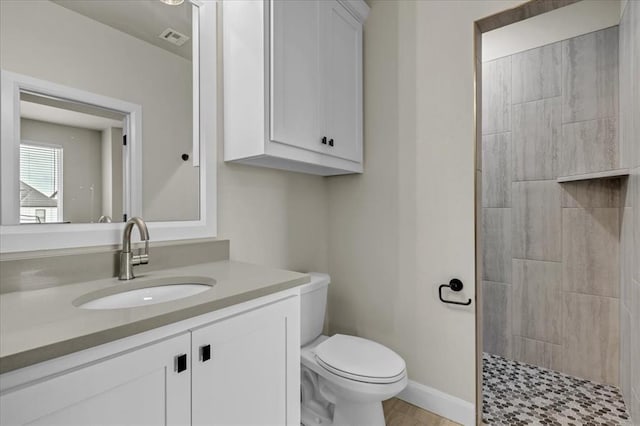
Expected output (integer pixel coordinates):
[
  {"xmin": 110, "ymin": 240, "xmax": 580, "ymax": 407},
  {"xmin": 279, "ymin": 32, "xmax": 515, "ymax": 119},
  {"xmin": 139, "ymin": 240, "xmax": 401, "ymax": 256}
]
[{"xmin": 482, "ymin": 1, "xmax": 640, "ymax": 423}]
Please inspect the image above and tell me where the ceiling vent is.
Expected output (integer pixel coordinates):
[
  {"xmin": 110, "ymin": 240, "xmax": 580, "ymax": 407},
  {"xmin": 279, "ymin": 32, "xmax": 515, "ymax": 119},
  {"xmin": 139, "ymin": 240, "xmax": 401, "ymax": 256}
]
[{"xmin": 159, "ymin": 28, "xmax": 189, "ymax": 46}]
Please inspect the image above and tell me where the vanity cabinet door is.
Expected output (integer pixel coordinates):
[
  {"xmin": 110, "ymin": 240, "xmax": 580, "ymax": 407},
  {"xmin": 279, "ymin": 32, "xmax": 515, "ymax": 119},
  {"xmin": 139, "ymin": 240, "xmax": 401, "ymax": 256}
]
[
  {"xmin": 191, "ymin": 296, "xmax": 300, "ymax": 426},
  {"xmin": 0, "ymin": 333, "xmax": 191, "ymax": 426}
]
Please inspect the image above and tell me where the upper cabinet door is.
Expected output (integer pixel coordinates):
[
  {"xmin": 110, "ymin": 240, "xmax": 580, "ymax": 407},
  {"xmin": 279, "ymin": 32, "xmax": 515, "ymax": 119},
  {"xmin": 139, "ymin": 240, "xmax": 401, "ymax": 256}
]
[
  {"xmin": 321, "ymin": 1, "xmax": 363, "ymax": 163},
  {"xmin": 270, "ymin": 0, "xmax": 324, "ymax": 154}
]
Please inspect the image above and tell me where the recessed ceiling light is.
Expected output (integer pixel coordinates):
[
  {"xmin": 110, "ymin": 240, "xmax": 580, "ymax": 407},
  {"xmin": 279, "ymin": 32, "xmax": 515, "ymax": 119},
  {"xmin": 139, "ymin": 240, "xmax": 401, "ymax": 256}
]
[{"xmin": 160, "ymin": 0, "xmax": 184, "ymax": 5}]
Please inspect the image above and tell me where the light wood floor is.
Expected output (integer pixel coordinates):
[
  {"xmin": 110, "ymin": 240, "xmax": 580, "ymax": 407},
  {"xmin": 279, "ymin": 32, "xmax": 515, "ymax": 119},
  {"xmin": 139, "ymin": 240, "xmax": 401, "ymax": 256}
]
[{"xmin": 382, "ymin": 398, "xmax": 461, "ymax": 426}]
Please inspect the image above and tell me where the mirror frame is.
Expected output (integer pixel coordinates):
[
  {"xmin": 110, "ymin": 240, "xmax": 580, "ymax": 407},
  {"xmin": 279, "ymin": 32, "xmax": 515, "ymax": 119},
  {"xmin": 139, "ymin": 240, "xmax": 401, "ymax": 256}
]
[
  {"xmin": 0, "ymin": 0, "xmax": 217, "ymax": 253},
  {"xmin": 1, "ymin": 72, "xmax": 143, "ymax": 225}
]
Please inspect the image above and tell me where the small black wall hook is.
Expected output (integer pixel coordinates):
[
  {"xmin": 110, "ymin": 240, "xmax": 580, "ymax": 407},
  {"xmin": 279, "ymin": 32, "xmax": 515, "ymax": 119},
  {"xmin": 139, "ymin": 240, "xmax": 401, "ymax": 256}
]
[{"xmin": 439, "ymin": 278, "xmax": 472, "ymax": 306}]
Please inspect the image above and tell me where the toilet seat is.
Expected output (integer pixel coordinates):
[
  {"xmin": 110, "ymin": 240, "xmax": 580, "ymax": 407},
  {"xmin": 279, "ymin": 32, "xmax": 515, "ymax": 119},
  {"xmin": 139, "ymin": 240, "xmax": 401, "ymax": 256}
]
[{"xmin": 314, "ymin": 334, "xmax": 406, "ymax": 384}]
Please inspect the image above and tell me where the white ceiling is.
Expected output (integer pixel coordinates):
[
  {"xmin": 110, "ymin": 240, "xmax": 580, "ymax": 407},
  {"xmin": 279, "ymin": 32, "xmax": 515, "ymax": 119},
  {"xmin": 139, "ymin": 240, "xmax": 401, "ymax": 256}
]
[
  {"xmin": 52, "ymin": 0, "xmax": 192, "ymax": 60},
  {"xmin": 21, "ymin": 101, "xmax": 124, "ymax": 131},
  {"xmin": 482, "ymin": 0, "xmax": 622, "ymax": 62}
]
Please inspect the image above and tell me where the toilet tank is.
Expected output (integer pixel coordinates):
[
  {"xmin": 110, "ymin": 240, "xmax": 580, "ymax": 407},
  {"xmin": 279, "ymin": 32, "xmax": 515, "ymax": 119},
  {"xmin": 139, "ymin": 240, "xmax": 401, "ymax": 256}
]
[{"xmin": 299, "ymin": 273, "xmax": 330, "ymax": 346}]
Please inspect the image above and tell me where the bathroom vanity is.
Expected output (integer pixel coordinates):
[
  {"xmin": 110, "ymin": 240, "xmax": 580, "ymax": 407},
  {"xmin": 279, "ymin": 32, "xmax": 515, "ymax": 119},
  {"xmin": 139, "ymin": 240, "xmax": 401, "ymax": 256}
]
[{"xmin": 0, "ymin": 261, "xmax": 308, "ymax": 425}]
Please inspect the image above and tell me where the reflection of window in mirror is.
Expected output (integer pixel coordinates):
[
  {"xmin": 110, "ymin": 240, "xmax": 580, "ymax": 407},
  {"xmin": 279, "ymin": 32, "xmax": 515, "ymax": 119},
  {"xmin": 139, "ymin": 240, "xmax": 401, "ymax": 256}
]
[
  {"xmin": 19, "ymin": 92, "xmax": 127, "ymax": 224},
  {"xmin": 19, "ymin": 142, "xmax": 63, "ymax": 224},
  {"xmin": 35, "ymin": 209, "xmax": 46, "ymax": 224}
]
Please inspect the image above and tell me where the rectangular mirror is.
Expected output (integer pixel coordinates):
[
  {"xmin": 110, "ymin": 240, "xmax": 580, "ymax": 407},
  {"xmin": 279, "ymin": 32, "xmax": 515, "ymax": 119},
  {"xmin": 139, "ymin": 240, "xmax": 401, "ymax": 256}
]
[
  {"xmin": 0, "ymin": 0, "xmax": 217, "ymax": 252},
  {"xmin": 1, "ymin": 0, "xmax": 200, "ymax": 225}
]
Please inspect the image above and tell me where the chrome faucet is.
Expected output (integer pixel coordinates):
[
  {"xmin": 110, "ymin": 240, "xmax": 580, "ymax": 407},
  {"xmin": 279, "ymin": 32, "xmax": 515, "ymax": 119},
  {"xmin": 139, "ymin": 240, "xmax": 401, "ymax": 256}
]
[{"xmin": 119, "ymin": 217, "xmax": 150, "ymax": 280}]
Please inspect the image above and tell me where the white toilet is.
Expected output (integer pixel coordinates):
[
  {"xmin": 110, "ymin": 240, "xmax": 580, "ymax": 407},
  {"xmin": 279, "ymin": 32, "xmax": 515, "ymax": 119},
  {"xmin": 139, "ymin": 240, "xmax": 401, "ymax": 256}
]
[{"xmin": 299, "ymin": 273, "xmax": 408, "ymax": 426}]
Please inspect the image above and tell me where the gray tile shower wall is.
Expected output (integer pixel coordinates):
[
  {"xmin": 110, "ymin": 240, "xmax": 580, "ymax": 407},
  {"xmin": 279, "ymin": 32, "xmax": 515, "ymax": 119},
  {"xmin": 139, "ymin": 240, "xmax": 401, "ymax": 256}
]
[
  {"xmin": 561, "ymin": 292, "xmax": 620, "ymax": 385},
  {"xmin": 562, "ymin": 208, "xmax": 619, "ymax": 298},
  {"xmin": 482, "ymin": 57, "xmax": 511, "ymax": 135},
  {"xmin": 512, "ymin": 259, "xmax": 562, "ymax": 345},
  {"xmin": 511, "ymin": 42, "xmax": 561, "ymax": 105},
  {"xmin": 562, "ymin": 26, "xmax": 619, "ymax": 124},
  {"xmin": 482, "ymin": 133, "xmax": 512, "ymax": 207},
  {"xmin": 511, "ymin": 336, "xmax": 561, "ymax": 371},
  {"xmin": 619, "ymin": 0, "xmax": 640, "ymax": 423},
  {"xmin": 512, "ymin": 97, "xmax": 561, "ymax": 181},
  {"xmin": 560, "ymin": 117, "xmax": 619, "ymax": 176},
  {"xmin": 482, "ymin": 280, "xmax": 512, "ymax": 358},
  {"xmin": 512, "ymin": 181, "xmax": 562, "ymax": 262},
  {"xmin": 482, "ymin": 25, "xmax": 626, "ymax": 387},
  {"xmin": 482, "ymin": 208, "xmax": 512, "ymax": 283}
]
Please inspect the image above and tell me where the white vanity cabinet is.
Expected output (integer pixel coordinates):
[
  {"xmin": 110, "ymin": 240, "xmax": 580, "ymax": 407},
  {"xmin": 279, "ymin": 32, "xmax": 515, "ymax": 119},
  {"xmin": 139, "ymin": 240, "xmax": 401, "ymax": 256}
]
[
  {"xmin": 191, "ymin": 296, "xmax": 299, "ymax": 425},
  {"xmin": 223, "ymin": 0, "xmax": 369, "ymax": 176},
  {"xmin": 0, "ymin": 294, "xmax": 300, "ymax": 426},
  {"xmin": 0, "ymin": 334, "xmax": 191, "ymax": 426}
]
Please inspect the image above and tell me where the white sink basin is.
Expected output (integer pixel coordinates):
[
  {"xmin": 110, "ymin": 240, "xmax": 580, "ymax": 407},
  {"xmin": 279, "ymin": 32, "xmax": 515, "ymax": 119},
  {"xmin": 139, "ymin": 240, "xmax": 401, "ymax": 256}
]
[{"xmin": 74, "ymin": 276, "xmax": 216, "ymax": 310}]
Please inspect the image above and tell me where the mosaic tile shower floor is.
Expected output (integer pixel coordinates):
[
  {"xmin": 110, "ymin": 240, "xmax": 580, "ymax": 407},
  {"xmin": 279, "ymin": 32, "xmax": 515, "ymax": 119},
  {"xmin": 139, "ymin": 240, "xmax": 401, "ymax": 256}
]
[{"xmin": 482, "ymin": 353, "xmax": 632, "ymax": 425}]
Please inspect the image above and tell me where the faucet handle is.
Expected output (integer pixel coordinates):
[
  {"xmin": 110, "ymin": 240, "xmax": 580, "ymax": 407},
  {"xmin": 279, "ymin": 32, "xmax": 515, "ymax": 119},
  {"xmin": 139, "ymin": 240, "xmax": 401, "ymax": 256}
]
[
  {"xmin": 133, "ymin": 240, "xmax": 150, "ymax": 265},
  {"xmin": 132, "ymin": 253, "xmax": 149, "ymax": 265}
]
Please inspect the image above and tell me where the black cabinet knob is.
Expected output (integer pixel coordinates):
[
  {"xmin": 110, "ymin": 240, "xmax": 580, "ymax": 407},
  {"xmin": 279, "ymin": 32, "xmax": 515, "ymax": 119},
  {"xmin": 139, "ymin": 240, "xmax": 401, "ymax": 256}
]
[
  {"xmin": 328, "ymin": 138, "xmax": 334, "ymax": 147},
  {"xmin": 174, "ymin": 353, "xmax": 187, "ymax": 373},
  {"xmin": 321, "ymin": 136, "xmax": 327, "ymax": 145},
  {"xmin": 200, "ymin": 344, "xmax": 211, "ymax": 362}
]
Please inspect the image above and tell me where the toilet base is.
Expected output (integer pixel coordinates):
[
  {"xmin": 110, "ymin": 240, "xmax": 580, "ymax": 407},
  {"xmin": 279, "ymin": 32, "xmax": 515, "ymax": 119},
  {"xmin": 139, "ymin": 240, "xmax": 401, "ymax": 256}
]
[
  {"xmin": 333, "ymin": 400, "xmax": 385, "ymax": 426},
  {"xmin": 301, "ymin": 404, "xmax": 333, "ymax": 426},
  {"xmin": 301, "ymin": 400, "xmax": 385, "ymax": 426}
]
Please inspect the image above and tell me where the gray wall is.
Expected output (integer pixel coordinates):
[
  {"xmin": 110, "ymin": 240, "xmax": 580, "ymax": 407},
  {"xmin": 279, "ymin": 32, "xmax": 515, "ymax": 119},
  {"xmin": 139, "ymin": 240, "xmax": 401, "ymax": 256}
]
[
  {"xmin": 619, "ymin": 0, "xmax": 640, "ymax": 421},
  {"xmin": 482, "ymin": 26, "xmax": 622, "ymax": 385},
  {"xmin": 21, "ymin": 119, "xmax": 103, "ymax": 224}
]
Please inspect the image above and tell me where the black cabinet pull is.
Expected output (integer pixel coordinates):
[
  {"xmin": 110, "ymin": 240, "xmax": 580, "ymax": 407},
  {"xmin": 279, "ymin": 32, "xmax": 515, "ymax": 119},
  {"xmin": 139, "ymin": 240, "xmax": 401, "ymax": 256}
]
[
  {"xmin": 438, "ymin": 279, "xmax": 472, "ymax": 306},
  {"xmin": 328, "ymin": 138, "xmax": 334, "ymax": 147},
  {"xmin": 174, "ymin": 353, "xmax": 187, "ymax": 373},
  {"xmin": 321, "ymin": 136, "xmax": 327, "ymax": 145},
  {"xmin": 200, "ymin": 344, "xmax": 211, "ymax": 362}
]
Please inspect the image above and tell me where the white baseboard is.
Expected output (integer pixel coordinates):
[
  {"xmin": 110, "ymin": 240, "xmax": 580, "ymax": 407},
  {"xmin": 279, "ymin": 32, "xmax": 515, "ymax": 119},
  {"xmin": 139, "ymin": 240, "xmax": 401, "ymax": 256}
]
[{"xmin": 397, "ymin": 380, "xmax": 475, "ymax": 426}]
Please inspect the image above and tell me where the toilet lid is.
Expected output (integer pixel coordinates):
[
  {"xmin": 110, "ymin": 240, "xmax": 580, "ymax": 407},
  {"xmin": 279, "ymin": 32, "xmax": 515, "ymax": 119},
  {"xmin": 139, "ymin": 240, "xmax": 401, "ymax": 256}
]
[{"xmin": 314, "ymin": 334, "xmax": 406, "ymax": 384}]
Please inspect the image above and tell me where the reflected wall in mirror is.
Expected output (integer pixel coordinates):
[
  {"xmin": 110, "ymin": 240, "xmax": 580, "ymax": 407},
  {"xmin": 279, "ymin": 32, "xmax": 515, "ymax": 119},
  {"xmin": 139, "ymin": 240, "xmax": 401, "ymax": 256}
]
[
  {"xmin": 20, "ymin": 92, "xmax": 126, "ymax": 224},
  {"xmin": 1, "ymin": 0, "xmax": 200, "ymax": 225}
]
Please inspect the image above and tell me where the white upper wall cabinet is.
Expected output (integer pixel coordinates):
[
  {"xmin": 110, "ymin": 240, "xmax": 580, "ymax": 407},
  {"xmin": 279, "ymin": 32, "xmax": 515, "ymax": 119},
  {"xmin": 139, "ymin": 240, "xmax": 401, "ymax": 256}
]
[{"xmin": 223, "ymin": 0, "xmax": 369, "ymax": 176}]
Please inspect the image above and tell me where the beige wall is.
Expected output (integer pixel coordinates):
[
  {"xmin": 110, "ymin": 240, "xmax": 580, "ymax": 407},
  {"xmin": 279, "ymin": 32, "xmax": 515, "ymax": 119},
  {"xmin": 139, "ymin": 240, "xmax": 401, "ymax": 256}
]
[
  {"xmin": 21, "ymin": 118, "xmax": 103, "ymax": 223},
  {"xmin": 327, "ymin": 0, "xmax": 524, "ymax": 404},
  {"xmin": 101, "ymin": 127, "xmax": 123, "ymax": 222},
  {"xmin": 482, "ymin": 0, "xmax": 621, "ymax": 61},
  {"xmin": 217, "ymin": 161, "xmax": 329, "ymax": 274},
  {"xmin": 215, "ymin": 6, "xmax": 329, "ymax": 275},
  {"xmin": 0, "ymin": 0, "xmax": 197, "ymax": 222}
]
